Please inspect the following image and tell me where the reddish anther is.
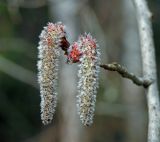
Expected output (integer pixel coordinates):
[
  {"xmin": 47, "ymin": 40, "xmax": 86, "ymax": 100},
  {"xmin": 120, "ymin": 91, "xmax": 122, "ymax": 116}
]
[
  {"xmin": 47, "ymin": 36, "xmax": 53, "ymax": 46},
  {"xmin": 68, "ymin": 42, "xmax": 82, "ymax": 63}
]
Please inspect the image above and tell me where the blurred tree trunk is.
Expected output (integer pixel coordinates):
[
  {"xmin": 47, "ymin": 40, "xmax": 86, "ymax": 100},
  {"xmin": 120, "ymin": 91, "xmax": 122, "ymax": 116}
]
[
  {"xmin": 49, "ymin": 0, "xmax": 83, "ymax": 142},
  {"xmin": 133, "ymin": 0, "xmax": 160, "ymax": 141},
  {"xmin": 121, "ymin": 0, "xmax": 146, "ymax": 142}
]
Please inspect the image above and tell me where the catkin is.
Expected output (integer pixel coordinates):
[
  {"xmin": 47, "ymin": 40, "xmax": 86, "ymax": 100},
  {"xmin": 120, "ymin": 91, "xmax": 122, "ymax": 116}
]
[
  {"xmin": 68, "ymin": 33, "xmax": 100, "ymax": 126},
  {"xmin": 37, "ymin": 22, "xmax": 66, "ymax": 125}
]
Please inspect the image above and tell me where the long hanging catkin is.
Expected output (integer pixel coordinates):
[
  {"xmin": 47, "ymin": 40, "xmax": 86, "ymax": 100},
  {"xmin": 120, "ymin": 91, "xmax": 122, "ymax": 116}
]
[
  {"xmin": 68, "ymin": 33, "xmax": 100, "ymax": 126},
  {"xmin": 37, "ymin": 22, "xmax": 68, "ymax": 125}
]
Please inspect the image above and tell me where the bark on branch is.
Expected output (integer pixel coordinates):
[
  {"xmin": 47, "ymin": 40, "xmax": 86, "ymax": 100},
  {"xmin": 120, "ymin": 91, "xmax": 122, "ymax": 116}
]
[
  {"xmin": 100, "ymin": 63, "xmax": 151, "ymax": 88},
  {"xmin": 133, "ymin": 0, "xmax": 160, "ymax": 142}
]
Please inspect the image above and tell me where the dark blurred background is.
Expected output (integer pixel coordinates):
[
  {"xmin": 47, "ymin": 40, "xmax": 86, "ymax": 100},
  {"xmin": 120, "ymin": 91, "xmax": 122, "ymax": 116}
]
[{"xmin": 0, "ymin": 0, "xmax": 160, "ymax": 142}]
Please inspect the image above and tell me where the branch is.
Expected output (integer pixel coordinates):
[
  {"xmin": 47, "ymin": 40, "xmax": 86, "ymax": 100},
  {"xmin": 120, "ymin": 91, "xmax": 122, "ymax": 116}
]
[
  {"xmin": 100, "ymin": 62, "xmax": 151, "ymax": 88},
  {"xmin": 133, "ymin": 0, "xmax": 160, "ymax": 142},
  {"xmin": 0, "ymin": 56, "xmax": 38, "ymax": 89}
]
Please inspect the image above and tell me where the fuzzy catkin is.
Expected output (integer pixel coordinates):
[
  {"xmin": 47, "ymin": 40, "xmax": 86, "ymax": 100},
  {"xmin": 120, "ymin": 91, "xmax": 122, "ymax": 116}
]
[
  {"xmin": 77, "ymin": 34, "xmax": 100, "ymax": 126},
  {"xmin": 37, "ymin": 22, "xmax": 66, "ymax": 125},
  {"xmin": 68, "ymin": 33, "xmax": 100, "ymax": 126}
]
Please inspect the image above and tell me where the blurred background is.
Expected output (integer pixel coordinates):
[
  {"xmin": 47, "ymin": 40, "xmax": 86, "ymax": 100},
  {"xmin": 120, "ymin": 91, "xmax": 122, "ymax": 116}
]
[{"xmin": 0, "ymin": 0, "xmax": 160, "ymax": 142}]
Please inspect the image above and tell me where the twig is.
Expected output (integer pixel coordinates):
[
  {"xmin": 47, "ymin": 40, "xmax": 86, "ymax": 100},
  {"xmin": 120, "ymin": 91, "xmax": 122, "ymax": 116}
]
[
  {"xmin": 100, "ymin": 63, "xmax": 151, "ymax": 88},
  {"xmin": 133, "ymin": 0, "xmax": 160, "ymax": 142}
]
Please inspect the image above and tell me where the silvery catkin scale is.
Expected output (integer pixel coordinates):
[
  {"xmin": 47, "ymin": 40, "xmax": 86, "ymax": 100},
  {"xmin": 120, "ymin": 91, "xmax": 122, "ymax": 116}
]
[
  {"xmin": 68, "ymin": 33, "xmax": 100, "ymax": 126},
  {"xmin": 37, "ymin": 22, "xmax": 67, "ymax": 125}
]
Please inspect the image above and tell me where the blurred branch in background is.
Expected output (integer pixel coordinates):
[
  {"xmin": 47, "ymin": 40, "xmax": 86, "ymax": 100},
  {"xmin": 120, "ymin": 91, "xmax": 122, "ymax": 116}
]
[
  {"xmin": 0, "ymin": 38, "xmax": 35, "ymax": 55},
  {"xmin": 49, "ymin": 0, "xmax": 83, "ymax": 142},
  {"xmin": 121, "ymin": 0, "xmax": 146, "ymax": 141},
  {"xmin": 133, "ymin": 0, "xmax": 160, "ymax": 142},
  {"xmin": 0, "ymin": 56, "xmax": 38, "ymax": 89}
]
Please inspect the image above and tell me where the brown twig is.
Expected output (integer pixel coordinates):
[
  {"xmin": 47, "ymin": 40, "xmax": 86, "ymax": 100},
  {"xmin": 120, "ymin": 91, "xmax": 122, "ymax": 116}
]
[{"xmin": 100, "ymin": 62, "xmax": 152, "ymax": 88}]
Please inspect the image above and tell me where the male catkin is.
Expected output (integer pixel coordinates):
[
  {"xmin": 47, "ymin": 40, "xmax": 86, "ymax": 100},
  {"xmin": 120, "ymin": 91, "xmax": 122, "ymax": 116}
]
[
  {"xmin": 68, "ymin": 33, "xmax": 100, "ymax": 126},
  {"xmin": 37, "ymin": 22, "xmax": 67, "ymax": 125}
]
